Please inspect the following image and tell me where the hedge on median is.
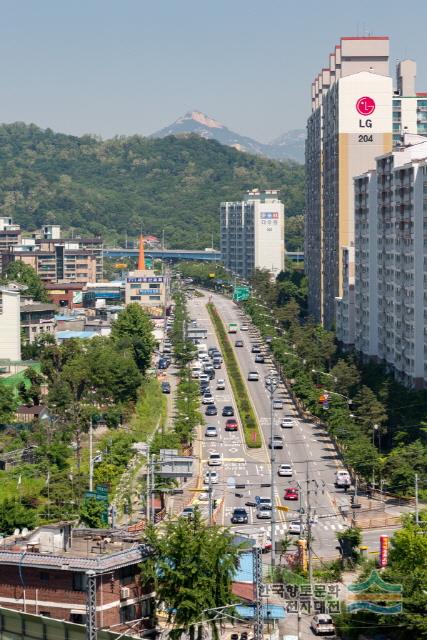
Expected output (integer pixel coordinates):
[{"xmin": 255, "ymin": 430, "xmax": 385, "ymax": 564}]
[{"xmin": 207, "ymin": 302, "xmax": 261, "ymax": 448}]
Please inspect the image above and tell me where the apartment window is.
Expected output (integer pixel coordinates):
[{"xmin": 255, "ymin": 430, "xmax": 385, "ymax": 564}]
[
  {"xmin": 73, "ymin": 573, "xmax": 87, "ymax": 591},
  {"xmin": 39, "ymin": 572, "xmax": 50, "ymax": 582},
  {"xmin": 149, "ymin": 295, "xmax": 161, "ymax": 301},
  {"xmin": 120, "ymin": 565, "xmax": 137, "ymax": 586},
  {"xmin": 130, "ymin": 296, "xmax": 141, "ymax": 301},
  {"xmin": 70, "ymin": 613, "xmax": 86, "ymax": 624},
  {"xmin": 120, "ymin": 604, "xmax": 136, "ymax": 624}
]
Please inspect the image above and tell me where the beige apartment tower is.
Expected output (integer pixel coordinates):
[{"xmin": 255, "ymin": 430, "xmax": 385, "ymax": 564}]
[{"xmin": 306, "ymin": 37, "xmax": 393, "ymax": 327}]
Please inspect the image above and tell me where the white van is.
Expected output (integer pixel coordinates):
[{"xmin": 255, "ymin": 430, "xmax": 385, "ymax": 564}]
[
  {"xmin": 198, "ymin": 344, "xmax": 208, "ymax": 356},
  {"xmin": 335, "ymin": 469, "xmax": 351, "ymax": 487},
  {"xmin": 191, "ymin": 365, "xmax": 202, "ymax": 379}
]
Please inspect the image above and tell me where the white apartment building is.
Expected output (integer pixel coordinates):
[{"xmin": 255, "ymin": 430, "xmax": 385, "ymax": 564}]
[
  {"xmin": 335, "ymin": 246, "xmax": 355, "ymax": 347},
  {"xmin": 393, "ymin": 60, "xmax": 427, "ymax": 145},
  {"xmin": 0, "ymin": 285, "xmax": 22, "ymax": 362},
  {"xmin": 220, "ymin": 189, "xmax": 285, "ymax": 280},
  {"xmin": 353, "ymin": 136, "xmax": 427, "ymax": 388}
]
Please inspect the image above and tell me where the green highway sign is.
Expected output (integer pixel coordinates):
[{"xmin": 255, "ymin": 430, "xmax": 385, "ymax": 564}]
[{"xmin": 233, "ymin": 286, "xmax": 250, "ymax": 302}]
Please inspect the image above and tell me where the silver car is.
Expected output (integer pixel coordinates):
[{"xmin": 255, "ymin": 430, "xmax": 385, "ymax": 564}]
[{"xmin": 256, "ymin": 504, "xmax": 272, "ymax": 519}]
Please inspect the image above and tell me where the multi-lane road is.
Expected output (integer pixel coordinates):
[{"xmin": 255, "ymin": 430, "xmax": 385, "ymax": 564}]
[{"xmin": 187, "ymin": 291, "xmax": 359, "ymax": 560}]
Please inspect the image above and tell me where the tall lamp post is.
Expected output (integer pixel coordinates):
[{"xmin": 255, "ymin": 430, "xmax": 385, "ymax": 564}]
[{"xmin": 265, "ymin": 374, "xmax": 279, "ymax": 567}]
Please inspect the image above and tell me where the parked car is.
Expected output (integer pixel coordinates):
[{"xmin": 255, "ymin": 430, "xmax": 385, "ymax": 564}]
[
  {"xmin": 278, "ymin": 463, "xmax": 293, "ymax": 477},
  {"xmin": 254, "ymin": 354, "xmax": 265, "ymax": 363},
  {"xmin": 247, "ymin": 371, "xmax": 259, "ymax": 381},
  {"xmin": 235, "ymin": 340, "xmax": 244, "ymax": 347},
  {"xmin": 231, "ymin": 508, "xmax": 248, "ymax": 524},
  {"xmin": 161, "ymin": 381, "xmax": 171, "ymax": 394},
  {"xmin": 225, "ymin": 418, "xmax": 238, "ymax": 431},
  {"xmin": 251, "ymin": 345, "xmax": 261, "ymax": 353},
  {"xmin": 205, "ymin": 425, "xmax": 218, "ymax": 437},
  {"xmin": 284, "ymin": 487, "xmax": 299, "ymax": 501},
  {"xmin": 240, "ymin": 324, "xmax": 249, "ymax": 331},
  {"xmin": 222, "ymin": 406, "xmax": 234, "ymax": 416},
  {"xmin": 281, "ymin": 417, "xmax": 295, "ymax": 428},
  {"xmin": 269, "ymin": 435, "xmax": 284, "ymax": 449},
  {"xmin": 216, "ymin": 379, "xmax": 225, "ymax": 390},
  {"xmin": 310, "ymin": 614, "xmax": 336, "ymax": 636},
  {"xmin": 208, "ymin": 452, "xmax": 222, "ymax": 466},
  {"xmin": 205, "ymin": 404, "xmax": 218, "ymax": 416}
]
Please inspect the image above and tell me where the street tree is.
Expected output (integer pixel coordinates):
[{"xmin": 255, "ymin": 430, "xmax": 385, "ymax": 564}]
[
  {"xmin": 330, "ymin": 359, "xmax": 361, "ymax": 398},
  {"xmin": 111, "ymin": 303, "xmax": 155, "ymax": 373}
]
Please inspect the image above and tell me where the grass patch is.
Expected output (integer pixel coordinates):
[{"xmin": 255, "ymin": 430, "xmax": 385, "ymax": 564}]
[
  {"xmin": 207, "ymin": 302, "xmax": 261, "ymax": 448},
  {"xmin": 131, "ymin": 377, "xmax": 167, "ymax": 440}
]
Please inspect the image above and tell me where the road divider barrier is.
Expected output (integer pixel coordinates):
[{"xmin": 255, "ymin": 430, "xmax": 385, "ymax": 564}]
[{"xmin": 206, "ymin": 302, "xmax": 262, "ymax": 448}]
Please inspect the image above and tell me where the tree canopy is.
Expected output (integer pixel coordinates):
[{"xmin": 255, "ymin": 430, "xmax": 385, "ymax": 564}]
[{"xmin": 1, "ymin": 261, "xmax": 48, "ymax": 302}]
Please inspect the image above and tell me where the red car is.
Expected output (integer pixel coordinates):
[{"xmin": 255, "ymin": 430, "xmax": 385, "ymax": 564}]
[
  {"xmin": 225, "ymin": 418, "xmax": 238, "ymax": 431},
  {"xmin": 284, "ymin": 487, "xmax": 299, "ymax": 501}
]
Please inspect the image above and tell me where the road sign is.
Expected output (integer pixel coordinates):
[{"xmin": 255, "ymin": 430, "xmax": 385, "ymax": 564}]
[
  {"xmin": 233, "ymin": 286, "xmax": 250, "ymax": 302},
  {"xmin": 276, "ymin": 505, "xmax": 289, "ymax": 512}
]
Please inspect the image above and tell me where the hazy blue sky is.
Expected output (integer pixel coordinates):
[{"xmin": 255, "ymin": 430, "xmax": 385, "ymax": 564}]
[{"xmin": 1, "ymin": 0, "xmax": 427, "ymax": 142}]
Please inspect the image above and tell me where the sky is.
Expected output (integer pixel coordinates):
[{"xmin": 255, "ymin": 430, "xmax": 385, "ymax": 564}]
[{"xmin": 1, "ymin": 0, "xmax": 427, "ymax": 143}]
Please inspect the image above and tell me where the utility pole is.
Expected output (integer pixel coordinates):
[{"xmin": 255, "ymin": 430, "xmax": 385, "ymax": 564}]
[
  {"xmin": 352, "ymin": 477, "xmax": 358, "ymax": 527},
  {"xmin": 265, "ymin": 376, "xmax": 279, "ymax": 567},
  {"xmin": 305, "ymin": 461, "xmax": 313, "ymax": 592},
  {"xmin": 85, "ymin": 570, "xmax": 97, "ymax": 640},
  {"xmin": 89, "ymin": 417, "xmax": 93, "ymax": 492},
  {"xmin": 415, "ymin": 473, "xmax": 419, "ymax": 525},
  {"xmin": 253, "ymin": 545, "xmax": 263, "ymax": 640},
  {"xmin": 208, "ymin": 472, "xmax": 213, "ymax": 526},
  {"xmin": 146, "ymin": 453, "xmax": 151, "ymax": 523},
  {"xmin": 151, "ymin": 456, "xmax": 156, "ymax": 523}
]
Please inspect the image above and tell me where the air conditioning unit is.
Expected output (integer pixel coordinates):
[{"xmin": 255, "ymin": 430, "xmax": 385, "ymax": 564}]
[{"xmin": 120, "ymin": 587, "xmax": 130, "ymax": 600}]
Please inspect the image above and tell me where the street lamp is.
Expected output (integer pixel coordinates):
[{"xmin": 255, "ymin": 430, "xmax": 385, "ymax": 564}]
[{"xmin": 265, "ymin": 375, "xmax": 279, "ymax": 567}]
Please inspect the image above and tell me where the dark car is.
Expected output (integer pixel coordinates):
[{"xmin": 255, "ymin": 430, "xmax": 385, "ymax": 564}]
[
  {"xmin": 161, "ymin": 381, "xmax": 171, "ymax": 394},
  {"xmin": 206, "ymin": 405, "xmax": 218, "ymax": 416},
  {"xmin": 231, "ymin": 507, "xmax": 248, "ymax": 524},
  {"xmin": 254, "ymin": 354, "xmax": 265, "ymax": 363},
  {"xmin": 235, "ymin": 340, "xmax": 244, "ymax": 347},
  {"xmin": 225, "ymin": 418, "xmax": 238, "ymax": 431},
  {"xmin": 208, "ymin": 347, "xmax": 217, "ymax": 357},
  {"xmin": 207, "ymin": 369, "xmax": 215, "ymax": 380},
  {"xmin": 251, "ymin": 345, "xmax": 261, "ymax": 353},
  {"xmin": 222, "ymin": 405, "xmax": 234, "ymax": 417}
]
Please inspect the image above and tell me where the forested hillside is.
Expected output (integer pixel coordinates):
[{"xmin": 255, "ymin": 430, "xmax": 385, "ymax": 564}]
[{"xmin": 0, "ymin": 123, "xmax": 305, "ymax": 249}]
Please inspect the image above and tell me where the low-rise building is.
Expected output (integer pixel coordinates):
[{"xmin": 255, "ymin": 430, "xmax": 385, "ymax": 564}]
[
  {"xmin": 44, "ymin": 282, "xmax": 85, "ymax": 309},
  {"xmin": 0, "ymin": 524, "xmax": 154, "ymax": 632},
  {"xmin": 125, "ymin": 236, "xmax": 166, "ymax": 317},
  {"xmin": 0, "ymin": 284, "xmax": 22, "ymax": 362},
  {"xmin": 20, "ymin": 301, "xmax": 57, "ymax": 344}
]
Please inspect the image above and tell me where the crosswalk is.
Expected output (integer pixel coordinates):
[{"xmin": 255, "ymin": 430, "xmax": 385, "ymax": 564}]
[{"xmin": 256, "ymin": 520, "xmax": 346, "ymax": 535}]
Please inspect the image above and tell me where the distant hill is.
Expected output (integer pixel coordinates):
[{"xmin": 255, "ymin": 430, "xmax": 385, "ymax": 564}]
[
  {"xmin": 152, "ymin": 111, "xmax": 305, "ymax": 163},
  {"xmin": 0, "ymin": 122, "xmax": 305, "ymax": 250}
]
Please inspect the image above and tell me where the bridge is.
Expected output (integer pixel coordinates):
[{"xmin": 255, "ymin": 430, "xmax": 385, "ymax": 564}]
[{"xmin": 104, "ymin": 248, "xmax": 304, "ymax": 263}]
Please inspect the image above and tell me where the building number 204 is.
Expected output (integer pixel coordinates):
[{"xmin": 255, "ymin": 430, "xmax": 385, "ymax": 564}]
[{"xmin": 358, "ymin": 134, "xmax": 373, "ymax": 142}]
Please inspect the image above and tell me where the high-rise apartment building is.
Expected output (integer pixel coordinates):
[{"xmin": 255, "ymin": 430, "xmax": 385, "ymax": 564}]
[
  {"xmin": 0, "ymin": 284, "xmax": 22, "ymax": 361},
  {"xmin": 393, "ymin": 60, "xmax": 427, "ymax": 144},
  {"xmin": 306, "ymin": 37, "xmax": 394, "ymax": 327},
  {"xmin": 220, "ymin": 189, "xmax": 285, "ymax": 279},
  {"xmin": 352, "ymin": 136, "xmax": 427, "ymax": 388}
]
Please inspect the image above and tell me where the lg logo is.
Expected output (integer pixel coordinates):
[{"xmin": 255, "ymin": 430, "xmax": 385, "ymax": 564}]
[{"xmin": 356, "ymin": 96, "xmax": 376, "ymax": 116}]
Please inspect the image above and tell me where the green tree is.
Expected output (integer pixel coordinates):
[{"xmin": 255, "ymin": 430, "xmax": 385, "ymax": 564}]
[
  {"xmin": 382, "ymin": 441, "xmax": 427, "ymax": 495},
  {"xmin": 111, "ymin": 303, "xmax": 155, "ymax": 373},
  {"xmin": 353, "ymin": 385, "xmax": 388, "ymax": 435},
  {"xmin": 143, "ymin": 511, "xmax": 239, "ymax": 640},
  {"xmin": 0, "ymin": 498, "xmax": 37, "ymax": 534},
  {"xmin": 1, "ymin": 261, "xmax": 49, "ymax": 302},
  {"xmin": 79, "ymin": 497, "xmax": 106, "ymax": 528},
  {"xmin": 330, "ymin": 359, "xmax": 361, "ymax": 398},
  {"xmin": 0, "ymin": 382, "xmax": 18, "ymax": 422}
]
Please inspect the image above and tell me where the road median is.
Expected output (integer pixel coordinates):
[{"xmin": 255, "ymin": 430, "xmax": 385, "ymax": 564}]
[{"xmin": 206, "ymin": 302, "xmax": 261, "ymax": 448}]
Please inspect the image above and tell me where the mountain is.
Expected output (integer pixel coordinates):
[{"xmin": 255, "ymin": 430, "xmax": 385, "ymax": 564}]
[
  {"xmin": 151, "ymin": 111, "xmax": 305, "ymax": 163},
  {"xmin": 0, "ymin": 122, "xmax": 305, "ymax": 250}
]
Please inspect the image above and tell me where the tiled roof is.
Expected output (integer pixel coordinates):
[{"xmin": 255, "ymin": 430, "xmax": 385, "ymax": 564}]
[{"xmin": 0, "ymin": 544, "xmax": 151, "ymax": 574}]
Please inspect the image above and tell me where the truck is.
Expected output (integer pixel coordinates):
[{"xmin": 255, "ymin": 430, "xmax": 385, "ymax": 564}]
[{"xmin": 228, "ymin": 322, "xmax": 238, "ymax": 334}]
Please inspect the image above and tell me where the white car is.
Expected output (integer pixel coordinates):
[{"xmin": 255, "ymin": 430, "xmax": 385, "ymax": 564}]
[
  {"xmin": 257, "ymin": 496, "xmax": 272, "ymax": 508},
  {"xmin": 273, "ymin": 400, "xmax": 284, "ymax": 410},
  {"xmin": 181, "ymin": 506, "xmax": 194, "ymax": 518},
  {"xmin": 204, "ymin": 470, "xmax": 219, "ymax": 484},
  {"xmin": 256, "ymin": 504, "xmax": 272, "ymax": 519},
  {"xmin": 281, "ymin": 417, "xmax": 295, "ymax": 429},
  {"xmin": 208, "ymin": 452, "xmax": 222, "ymax": 466},
  {"xmin": 199, "ymin": 373, "xmax": 209, "ymax": 383},
  {"xmin": 205, "ymin": 425, "xmax": 218, "ymax": 437},
  {"xmin": 216, "ymin": 379, "xmax": 225, "ymax": 390},
  {"xmin": 278, "ymin": 464, "xmax": 293, "ymax": 477},
  {"xmin": 202, "ymin": 394, "xmax": 215, "ymax": 405},
  {"xmin": 310, "ymin": 614, "xmax": 336, "ymax": 635},
  {"xmin": 240, "ymin": 324, "xmax": 249, "ymax": 331},
  {"xmin": 288, "ymin": 520, "xmax": 304, "ymax": 535}
]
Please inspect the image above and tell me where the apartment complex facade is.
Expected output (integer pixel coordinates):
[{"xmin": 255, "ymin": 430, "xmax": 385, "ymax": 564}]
[
  {"xmin": 0, "ymin": 284, "xmax": 22, "ymax": 361},
  {"xmin": 352, "ymin": 136, "xmax": 427, "ymax": 387},
  {"xmin": 306, "ymin": 38, "xmax": 427, "ymax": 328},
  {"xmin": 220, "ymin": 189, "xmax": 285, "ymax": 280}
]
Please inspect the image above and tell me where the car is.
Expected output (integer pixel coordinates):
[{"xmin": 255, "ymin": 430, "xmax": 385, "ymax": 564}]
[
  {"xmin": 235, "ymin": 340, "xmax": 244, "ymax": 347},
  {"xmin": 240, "ymin": 324, "xmax": 249, "ymax": 331},
  {"xmin": 204, "ymin": 470, "xmax": 219, "ymax": 484},
  {"xmin": 254, "ymin": 354, "xmax": 265, "ymax": 363},
  {"xmin": 158, "ymin": 358, "xmax": 169, "ymax": 370},
  {"xmin": 273, "ymin": 400, "xmax": 284, "ymax": 410},
  {"xmin": 251, "ymin": 345, "xmax": 261, "ymax": 353},
  {"xmin": 231, "ymin": 508, "xmax": 249, "ymax": 524},
  {"xmin": 281, "ymin": 417, "xmax": 295, "ymax": 429},
  {"xmin": 255, "ymin": 496, "xmax": 272, "ymax": 508},
  {"xmin": 222, "ymin": 406, "xmax": 234, "ymax": 416},
  {"xmin": 213, "ymin": 358, "xmax": 222, "ymax": 369},
  {"xmin": 216, "ymin": 379, "xmax": 225, "ymax": 390},
  {"xmin": 248, "ymin": 371, "xmax": 259, "ymax": 381},
  {"xmin": 310, "ymin": 614, "xmax": 336, "ymax": 636},
  {"xmin": 162, "ymin": 345, "xmax": 171, "ymax": 354},
  {"xmin": 208, "ymin": 347, "xmax": 217, "ymax": 357},
  {"xmin": 181, "ymin": 506, "xmax": 194, "ymax": 519},
  {"xmin": 211, "ymin": 351, "xmax": 222, "ymax": 361},
  {"xmin": 205, "ymin": 405, "xmax": 218, "ymax": 416},
  {"xmin": 225, "ymin": 418, "xmax": 238, "ymax": 431},
  {"xmin": 256, "ymin": 504, "xmax": 272, "ymax": 519},
  {"xmin": 161, "ymin": 381, "xmax": 171, "ymax": 394},
  {"xmin": 284, "ymin": 487, "xmax": 299, "ymax": 501},
  {"xmin": 207, "ymin": 369, "xmax": 215, "ymax": 380},
  {"xmin": 205, "ymin": 425, "xmax": 218, "ymax": 438},
  {"xmin": 202, "ymin": 393, "xmax": 214, "ymax": 404},
  {"xmin": 288, "ymin": 520, "xmax": 304, "ymax": 535},
  {"xmin": 269, "ymin": 435, "xmax": 284, "ymax": 449},
  {"xmin": 278, "ymin": 463, "xmax": 293, "ymax": 477},
  {"xmin": 208, "ymin": 452, "xmax": 222, "ymax": 466},
  {"xmin": 335, "ymin": 469, "xmax": 351, "ymax": 488},
  {"xmin": 204, "ymin": 364, "xmax": 214, "ymax": 373},
  {"xmin": 199, "ymin": 373, "xmax": 209, "ymax": 383}
]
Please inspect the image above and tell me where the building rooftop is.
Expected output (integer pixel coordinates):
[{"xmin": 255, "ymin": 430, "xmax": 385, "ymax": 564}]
[
  {"xmin": 20, "ymin": 303, "xmax": 57, "ymax": 313},
  {"xmin": 56, "ymin": 330, "xmax": 97, "ymax": 340}
]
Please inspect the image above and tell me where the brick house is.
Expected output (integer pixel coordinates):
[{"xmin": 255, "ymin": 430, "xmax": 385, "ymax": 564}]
[{"xmin": 0, "ymin": 524, "xmax": 154, "ymax": 633}]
